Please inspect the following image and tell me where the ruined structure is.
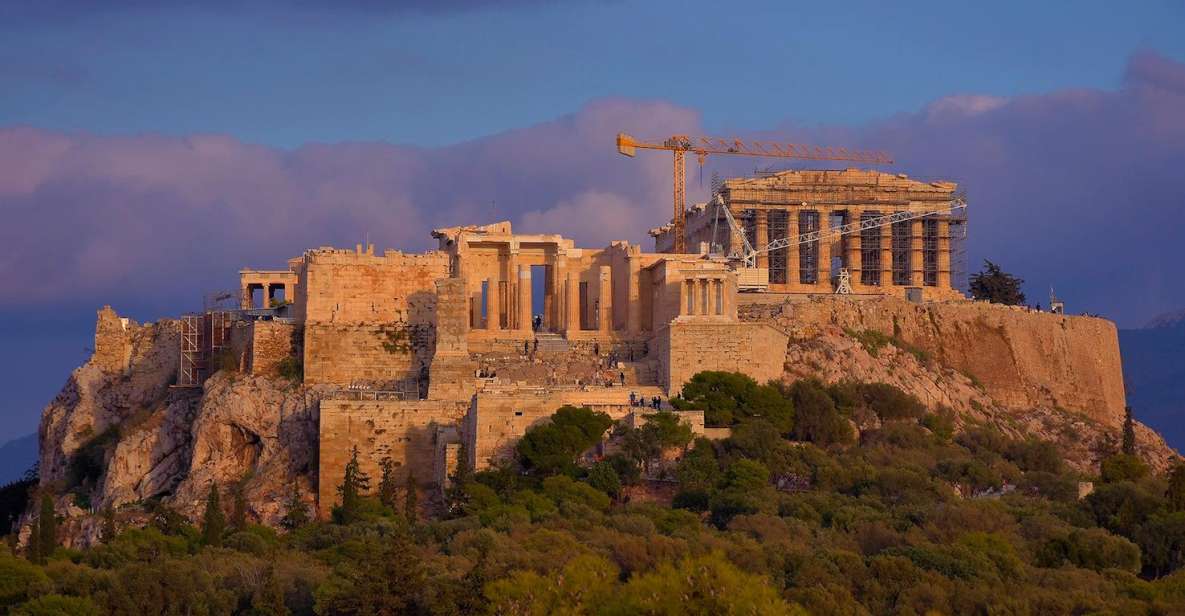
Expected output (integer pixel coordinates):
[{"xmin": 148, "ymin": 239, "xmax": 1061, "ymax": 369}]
[
  {"xmin": 219, "ymin": 222, "xmax": 785, "ymax": 516},
  {"xmin": 652, "ymin": 169, "xmax": 966, "ymax": 299},
  {"xmin": 36, "ymin": 169, "xmax": 1164, "ymax": 535}
]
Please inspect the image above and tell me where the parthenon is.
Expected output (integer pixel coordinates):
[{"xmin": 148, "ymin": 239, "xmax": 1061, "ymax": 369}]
[{"xmin": 651, "ymin": 168, "xmax": 966, "ymax": 300}]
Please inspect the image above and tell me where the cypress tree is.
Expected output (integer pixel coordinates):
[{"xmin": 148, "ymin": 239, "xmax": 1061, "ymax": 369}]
[
  {"xmin": 405, "ymin": 472, "xmax": 418, "ymax": 524},
  {"xmin": 378, "ymin": 458, "xmax": 398, "ymax": 509},
  {"xmin": 231, "ymin": 480, "xmax": 248, "ymax": 530},
  {"xmin": 100, "ymin": 506, "xmax": 117, "ymax": 543},
  {"xmin": 335, "ymin": 446, "xmax": 370, "ymax": 524},
  {"xmin": 280, "ymin": 484, "xmax": 309, "ymax": 530},
  {"xmin": 1122, "ymin": 406, "xmax": 1137, "ymax": 455},
  {"xmin": 37, "ymin": 493, "xmax": 56, "ymax": 560},
  {"xmin": 201, "ymin": 484, "xmax": 226, "ymax": 547}
]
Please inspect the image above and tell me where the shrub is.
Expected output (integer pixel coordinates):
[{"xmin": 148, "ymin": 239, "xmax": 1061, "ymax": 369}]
[
  {"xmin": 515, "ymin": 406, "xmax": 613, "ymax": 475},
  {"xmin": 276, "ymin": 356, "xmax": 302, "ymax": 381},
  {"xmin": 1100, "ymin": 454, "xmax": 1148, "ymax": 484},
  {"xmin": 858, "ymin": 383, "xmax": 925, "ymax": 421},
  {"xmin": 673, "ymin": 372, "xmax": 793, "ymax": 431}
]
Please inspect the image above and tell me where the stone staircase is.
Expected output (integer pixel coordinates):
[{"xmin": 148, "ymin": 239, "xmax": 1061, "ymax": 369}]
[{"xmin": 533, "ymin": 332, "xmax": 569, "ymax": 353}]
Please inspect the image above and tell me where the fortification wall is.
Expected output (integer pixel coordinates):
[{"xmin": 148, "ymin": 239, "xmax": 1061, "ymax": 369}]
[
  {"xmin": 249, "ymin": 321, "xmax": 300, "ymax": 375},
  {"xmin": 317, "ymin": 398, "xmax": 469, "ymax": 517},
  {"xmin": 656, "ymin": 320, "xmax": 789, "ymax": 396},
  {"xmin": 93, "ymin": 306, "xmax": 133, "ymax": 374},
  {"xmin": 301, "ymin": 250, "xmax": 448, "ymax": 384},
  {"xmin": 741, "ymin": 296, "xmax": 1127, "ymax": 426}
]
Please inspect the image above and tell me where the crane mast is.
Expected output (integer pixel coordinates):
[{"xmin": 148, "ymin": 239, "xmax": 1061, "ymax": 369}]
[{"xmin": 616, "ymin": 132, "xmax": 893, "ymax": 254}]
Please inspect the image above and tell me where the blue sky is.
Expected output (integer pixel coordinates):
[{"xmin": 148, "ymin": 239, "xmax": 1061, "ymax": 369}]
[
  {"xmin": 1, "ymin": 0, "xmax": 1184, "ymax": 445},
  {"xmin": 3, "ymin": 0, "xmax": 1184, "ymax": 148}
]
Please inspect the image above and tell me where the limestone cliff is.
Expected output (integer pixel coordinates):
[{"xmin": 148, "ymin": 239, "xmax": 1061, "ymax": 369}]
[
  {"xmin": 740, "ymin": 296, "xmax": 1176, "ymax": 473},
  {"xmin": 34, "ymin": 307, "xmax": 326, "ymax": 547}
]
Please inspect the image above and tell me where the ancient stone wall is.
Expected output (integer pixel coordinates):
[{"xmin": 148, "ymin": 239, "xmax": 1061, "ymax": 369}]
[
  {"xmin": 93, "ymin": 306, "xmax": 133, "ymax": 374},
  {"xmin": 656, "ymin": 320, "xmax": 789, "ymax": 396},
  {"xmin": 301, "ymin": 249, "xmax": 449, "ymax": 385},
  {"xmin": 741, "ymin": 296, "xmax": 1128, "ymax": 426},
  {"xmin": 249, "ymin": 321, "xmax": 300, "ymax": 375},
  {"xmin": 317, "ymin": 398, "xmax": 469, "ymax": 517}
]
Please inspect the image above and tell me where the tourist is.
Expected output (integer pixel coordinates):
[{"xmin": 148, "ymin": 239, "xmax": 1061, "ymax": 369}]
[{"xmin": 619, "ymin": 371, "xmax": 625, "ymax": 387}]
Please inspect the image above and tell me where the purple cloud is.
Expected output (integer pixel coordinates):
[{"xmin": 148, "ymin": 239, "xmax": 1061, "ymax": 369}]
[{"xmin": 1, "ymin": 52, "xmax": 1183, "ymax": 325}]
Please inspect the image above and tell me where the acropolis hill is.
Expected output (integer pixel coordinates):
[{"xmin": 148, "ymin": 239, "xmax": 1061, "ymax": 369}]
[{"xmin": 35, "ymin": 168, "xmax": 1177, "ymax": 539}]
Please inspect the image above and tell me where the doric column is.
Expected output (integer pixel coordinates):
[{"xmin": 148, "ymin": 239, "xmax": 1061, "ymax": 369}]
[
  {"xmin": 910, "ymin": 219, "xmax": 924, "ymax": 287},
  {"xmin": 565, "ymin": 271, "xmax": 580, "ymax": 333},
  {"xmin": 937, "ymin": 219, "xmax": 952, "ymax": 289},
  {"xmin": 755, "ymin": 210, "xmax": 769, "ymax": 270},
  {"xmin": 846, "ymin": 209, "xmax": 862, "ymax": 288},
  {"xmin": 484, "ymin": 279, "xmax": 499, "ymax": 330},
  {"xmin": 598, "ymin": 266, "xmax": 612, "ymax": 333},
  {"xmin": 241, "ymin": 284, "xmax": 253, "ymax": 310},
  {"xmin": 787, "ymin": 212, "xmax": 800, "ymax": 288},
  {"xmin": 818, "ymin": 209, "xmax": 832, "ymax": 289},
  {"xmin": 626, "ymin": 254, "xmax": 641, "ymax": 334},
  {"xmin": 728, "ymin": 206, "xmax": 745, "ymax": 258},
  {"xmin": 518, "ymin": 264, "xmax": 531, "ymax": 333},
  {"xmin": 700, "ymin": 279, "xmax": 710, "ymax": 316},
  {"xmin": 683, "ymin": 279, "xmax": 694, "ymax": 315},
  {"xmin": 881, "ymin": 217, "xmax": 893, "ymax": 287}
]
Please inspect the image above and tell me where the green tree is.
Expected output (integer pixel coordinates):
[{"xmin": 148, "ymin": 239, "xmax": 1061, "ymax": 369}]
[
  {"xmin": 1100, "ymin": 453, "xmax": 1149, "ymax": 483},
  {"xmin": 377, "ymin": 458, "xmax": 398, "ymax": 509},
  {"xmin": 279, "ymin": 485, "xmax": 309, "ymax": 530},
  {"xmin": 788, "ymin": 381, "xmax": 852, "ymax": 446},
  {"xmin": 230, "ymin": 481, "xmax": 248, "ymax": 530},
  {"xmin": 313, "ymin": 531, "xmax": 427, "ymax": 614},
  {"xmin": 587, "ymin": 461, "xmax": 622, "ymax": 498},
  {"xmin": 405, "ymin": 473, "xmax": 418, "ymax": 524},
  {"xmin": 673, "ymin": 372, "xmax": 793, "ymax": 431},
  {"xmin": 333, "ymin": 446, "xmax": 371, "ymax": 524},
  {"xmin": 200, "ymin": 484, "xmax": 226, "ymax": 547},
  {"xmin": 250, "ymin": 565, "xmax": 288, "ymax": 616},
  {"xmin": 605, "ymin": 552, "xmax": 805, "ymax": 615},
  {"xmin": 100, "ymin": 506, "xmax": 117, "ymax": 543},
  {"xmin": 515, "ymin": 406, "xmax": 613, "ymax": 475},
  {"xmin": 969, "ymin": 259, "xmax": 1026, "ymax": 305},
  {"xmin": 1123, "ymin": 406, "xmax": 1137, "ymax": 455},
  {"xmin": 1169, "ymin": 465, "xmax": 1185, "ymax": 512},
  {"xmin": 36, "ymin": 494, "xmax": 56, "ymax": 562},
  {"xmin": 12, "ymin": 594, "xmax": 102, "ymax": 616}
]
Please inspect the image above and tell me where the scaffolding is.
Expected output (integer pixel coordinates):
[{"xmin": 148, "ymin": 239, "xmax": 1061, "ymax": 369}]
[
  {"xmin": 860, "ymin": 211, "xmax": 882, "ymax": 286},
  {"xmin": 175, "ymin": 310, "xmax": 234, "ymax": 388}
]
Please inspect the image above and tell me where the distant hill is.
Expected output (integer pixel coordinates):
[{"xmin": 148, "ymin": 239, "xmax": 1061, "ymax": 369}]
[
  {"xmin": 1120, "ymin": 313, "xmax": 1185, "ymax": 450},
  {"xmin": 0, "ymin": 433, "xmax": 37, "ymax": 484}
]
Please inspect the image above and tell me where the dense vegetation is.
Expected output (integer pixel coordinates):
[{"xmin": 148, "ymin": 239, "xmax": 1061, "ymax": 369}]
[{"xmin": 5, "ymin": 372, "xmax": 1185, "ymax": 614}]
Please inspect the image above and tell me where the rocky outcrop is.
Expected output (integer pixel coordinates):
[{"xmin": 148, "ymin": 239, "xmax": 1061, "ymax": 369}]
[
  {"xmin": 741, "ymin": 296, "xmax": 1177, "ymax": 473},
  {"xmin": 742, "ymin": 296, "xmax": 1128, "ymax": 427},
  {"xmin": 35, "ymin": 307, "xmax": 328, "ymax": 546}
]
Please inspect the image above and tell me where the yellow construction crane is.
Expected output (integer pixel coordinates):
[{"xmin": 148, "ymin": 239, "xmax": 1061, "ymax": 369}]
[{"xmin": 616, "ymin": 133, "xmax": 894, "ymax": 253}]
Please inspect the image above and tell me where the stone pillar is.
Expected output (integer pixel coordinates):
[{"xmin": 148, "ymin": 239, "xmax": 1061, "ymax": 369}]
[
  {"xmin": 937, "ymin": 219, "xmax": 952, "ymax": 289},
  {"xmin": 728, "ymin": 207, "xmax": 746, "ymax": 257},
  {"xmin": 518, "ymin": 265, "xmax": 532, "ymax": 333},
  {"xmin": 881, "ymin": 218, "xmax": 893, "ymax": 287},
  {"xmin": 470, "ymin": 289, "xmax": 483, "ymax": 329},
  {"xmin": 700, "ymin": 279, "xmax": 710, "ymax": 316},
  {"xmin": 542, "ymin": 265, "xmax": 554, "ymax": 331},
  {"xmin": 755, "ymin": 210, "xmax": 769, "ymax": 269},
  {"xmin": 818, "ymin": 209, "xmax": 832, "ymax": 289},
  {"xmin": 846, "ymin": 209, "xmax": 862, "ymax": 288},
  {"xmin": 284, "ymin": 282, "xmax": 295, "ymax": 304},
  {"xmin": 682, "ymin": 279, "xmax": 693, "ymax": 316},
  {"xmin": 787, "ymin": 212, "xmax": 800, "ymax": 288},
  {"xmin": 565, "ymin": 272, "xmax": 580, "ymax": 333},
  {"xmin": 598, "ymin": 266, "xmax": 612, "ymax": 333},
  {"xmin": 626, "ymin": 255, "xmax": 641, "ymax": 334},
  {"xmin": 241, "ymin": 284, "xmax": 253, "ymax": 310},
  {"xmin": 552, "ymin": 254, "xmax": 567, "ymax": 331},
  {"xmin": 910, "ymin": 219, "xmax": 924, "ymax": 287},
  {"xmin": 485, "ymin": 278, "xmax": 500, "ymax": 330}
]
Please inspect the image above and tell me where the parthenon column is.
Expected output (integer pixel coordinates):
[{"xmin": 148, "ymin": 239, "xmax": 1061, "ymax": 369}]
[
  {"xmin": 937, "ymin": 219, "xmax": 952, "ymax": 289},
  {"xmin": 787, "ymin": 211, "xmax": 800, "ymax": 288},
  {"xmin": 846, "ymin": 209, "xmax": 862, "ymax": 288},
  {"xmin": 880, "ymin": 217, "xmax": 893, "ymax": 287},
  {"xmin": 517, "ymin": 264, "xmax": 531, "ymax": 333},
  {"xmin": 598, "ymin": 266, "xmax": 612, "ymax": 333},
  {"xmin": 565, "ymin": 272, "xmax": 580, "ymax": 333},
  {"xmin": 551, "ymin": 253, "xmax": 567, "ymax": 332},
  {"xmin": 755, "ymin": 210, "xmax": 769, "ymax": 270},
  {"xmin": 910, "ymin": 219, "xmax": 924, "ymax": 287},
  {"xmin": 818, "ymin": 209, "xmax": 832, "ymax": 289}
]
